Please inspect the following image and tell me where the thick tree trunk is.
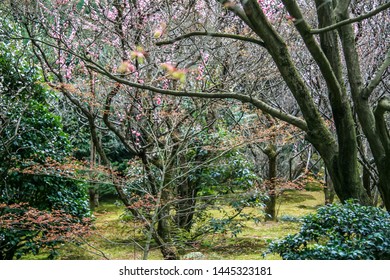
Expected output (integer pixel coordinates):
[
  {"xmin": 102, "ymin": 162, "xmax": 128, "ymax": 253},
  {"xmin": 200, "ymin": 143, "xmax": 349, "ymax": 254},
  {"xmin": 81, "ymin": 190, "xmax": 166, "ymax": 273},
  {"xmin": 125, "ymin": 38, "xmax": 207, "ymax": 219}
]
[
  {"xmin": 335, "ymin": 4, "xmax": 389, "ymax": 208},
  {"xmin": 377, "ymin": 161, "xmax": 390, "ymax": 210}
]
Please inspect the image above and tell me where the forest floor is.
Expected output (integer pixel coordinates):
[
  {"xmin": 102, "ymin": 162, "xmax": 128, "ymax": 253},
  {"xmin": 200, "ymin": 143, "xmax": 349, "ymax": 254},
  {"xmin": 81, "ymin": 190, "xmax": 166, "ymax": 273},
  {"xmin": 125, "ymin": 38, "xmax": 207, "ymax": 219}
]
[{"xmin": 26, "ymin": 187, "xmax": 326, "ymax": 260}]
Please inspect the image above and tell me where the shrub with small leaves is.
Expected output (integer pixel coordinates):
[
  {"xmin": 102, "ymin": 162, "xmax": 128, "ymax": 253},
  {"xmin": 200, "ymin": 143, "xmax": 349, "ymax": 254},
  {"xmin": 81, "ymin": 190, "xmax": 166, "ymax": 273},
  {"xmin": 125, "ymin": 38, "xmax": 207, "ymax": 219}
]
[{"xmin": 266, "ymin": 200, "xmax": 390, "ymax": 260}]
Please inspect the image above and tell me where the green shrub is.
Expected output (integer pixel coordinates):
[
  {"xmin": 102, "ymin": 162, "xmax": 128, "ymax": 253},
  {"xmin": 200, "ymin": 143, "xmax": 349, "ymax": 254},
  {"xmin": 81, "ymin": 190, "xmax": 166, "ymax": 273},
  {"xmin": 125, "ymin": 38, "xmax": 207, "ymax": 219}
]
[
  {"xmin": 0, "ymin": 34, "xmax": 90, "ymax": 259},
  {"xmin": 266, "ymin": 200, "xmax": 390, "ymax": 259}
]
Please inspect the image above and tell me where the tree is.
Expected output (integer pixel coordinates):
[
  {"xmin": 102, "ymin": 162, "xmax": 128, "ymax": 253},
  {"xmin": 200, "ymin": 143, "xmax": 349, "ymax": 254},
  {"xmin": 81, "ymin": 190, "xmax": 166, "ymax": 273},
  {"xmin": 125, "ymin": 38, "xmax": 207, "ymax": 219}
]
[{"xmin": 51, "ymin": 0, "xmax": 387, "ymax": 209}]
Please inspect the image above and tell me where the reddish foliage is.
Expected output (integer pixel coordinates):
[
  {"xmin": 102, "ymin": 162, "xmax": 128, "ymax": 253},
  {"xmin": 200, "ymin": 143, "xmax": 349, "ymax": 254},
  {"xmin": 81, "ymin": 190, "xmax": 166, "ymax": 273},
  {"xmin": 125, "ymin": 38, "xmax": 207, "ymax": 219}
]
[
  {"xmin": 127, "ymin": 194, "xmax": 157, "ymax": 213},
  {"xmin": 0, "ymin": 203, "xmax": 91, "ymax": 244}
]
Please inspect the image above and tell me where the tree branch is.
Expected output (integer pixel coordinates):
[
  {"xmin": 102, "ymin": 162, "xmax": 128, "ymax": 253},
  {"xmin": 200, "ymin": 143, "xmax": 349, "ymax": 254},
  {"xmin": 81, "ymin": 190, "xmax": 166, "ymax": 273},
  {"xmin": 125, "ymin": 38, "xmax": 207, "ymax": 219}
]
[
  {"xmin": 311, "ymin": 2, "xmax": 390, "ymax": 34},
  {"xmin": 86, "ymin": 64, "xmax": 308, "ymax": 131},
  {"xmin": 362, "ymin": 48, "xmax": 390, "ymax": 99},
  {"xmin": 156, "ymin": 31, "xmax": 265, "ymax": 47}
]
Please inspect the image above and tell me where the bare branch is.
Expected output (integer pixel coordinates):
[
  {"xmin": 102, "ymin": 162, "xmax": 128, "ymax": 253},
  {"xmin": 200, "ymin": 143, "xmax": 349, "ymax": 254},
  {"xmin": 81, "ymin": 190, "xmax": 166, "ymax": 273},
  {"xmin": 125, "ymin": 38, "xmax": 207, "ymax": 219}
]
[
  {"xmin": 362, "ymin": 49, "xmax": 390, "ymax": 99},
  {"xmin": 156, "ymin": 31, "xmax": 265, "ymax": 47},
  {"xmin": 311, "ymin": 2, "xmax": 390, "ymax": 34}
]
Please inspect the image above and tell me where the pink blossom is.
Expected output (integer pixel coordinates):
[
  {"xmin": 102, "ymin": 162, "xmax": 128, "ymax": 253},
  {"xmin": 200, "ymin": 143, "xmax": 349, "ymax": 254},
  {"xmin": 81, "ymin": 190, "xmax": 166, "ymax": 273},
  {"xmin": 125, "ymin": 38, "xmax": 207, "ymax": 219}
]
[
  {"xmin": 56, "ymin": 0, "xmax": 70, "ymax": 5},
  {"xmin": 128, "ymin": 63, "xmax": 136, "ymax": 73},
  {"xmin": 106, "ymin": 7, "xmax": 118, "ymax": 21},
  {"xmin": 162, "ymin": 79, "xmax": 169, "ymax": 89},
  {"xmin": 65, "ymin": 67, "xmax": 73, "ymax": 80}
]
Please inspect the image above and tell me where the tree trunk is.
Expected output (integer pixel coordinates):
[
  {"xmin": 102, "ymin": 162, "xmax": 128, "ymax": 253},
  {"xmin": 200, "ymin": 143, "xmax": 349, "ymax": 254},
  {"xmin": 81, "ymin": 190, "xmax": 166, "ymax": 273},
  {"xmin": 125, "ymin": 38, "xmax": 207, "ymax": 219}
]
[
  {"xmin": 156, "ymin": 189, "xmax": 179, "ymax": 260},
  {"xmin": 263, "ymin": 144, "xmax": 277, "ymax": 221},
  {"xmin": 334, "ymin": 3, "xmax": 389, "ymax": 208},
  {"xmin": 377, "ymin": 161, "xmax": 390, "ymax": 210},
  {"xmin": 324, "ymin": 168, "xmax": 335, "ymax": 205},
  {"xmin": 312, "ymin": 0, "xmax": 371, "ymax": 206},
  {"xmin": 89, "ymin": 187, "xmax": 99, "ymax": 210},
  {"xmin": 89, "ymin": 138, "xmax": 99, "ymax": 210},
  {"xmin": 175, "ymin": 179, "xmax": 197, "ymax": 231}
]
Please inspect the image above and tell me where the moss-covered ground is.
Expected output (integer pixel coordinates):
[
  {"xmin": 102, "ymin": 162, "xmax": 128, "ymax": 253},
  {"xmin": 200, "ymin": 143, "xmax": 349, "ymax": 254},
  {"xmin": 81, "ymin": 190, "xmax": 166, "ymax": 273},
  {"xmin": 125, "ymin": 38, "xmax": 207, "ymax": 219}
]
[{"xmin": 23, "ymin": 188, "xmax": 325, "ymax": 260}]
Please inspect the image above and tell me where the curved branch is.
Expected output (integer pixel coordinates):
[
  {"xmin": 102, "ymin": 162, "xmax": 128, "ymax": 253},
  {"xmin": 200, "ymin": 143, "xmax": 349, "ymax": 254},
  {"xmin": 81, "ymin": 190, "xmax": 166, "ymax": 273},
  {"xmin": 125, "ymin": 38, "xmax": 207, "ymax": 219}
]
[
  {"xmin": 86, "ymin": 64, "xmax": 308, "ymax": 131},
  {"xmin": 156, "ymin": 31, "xmax": 265, "ymax": 47},
  {"xmin": 362, "ymin": 48, "xmax": 390, "ymax": 99},
  {"xmin": 311, "ymin": 2, "xmax": 390, "ymax": 34}
]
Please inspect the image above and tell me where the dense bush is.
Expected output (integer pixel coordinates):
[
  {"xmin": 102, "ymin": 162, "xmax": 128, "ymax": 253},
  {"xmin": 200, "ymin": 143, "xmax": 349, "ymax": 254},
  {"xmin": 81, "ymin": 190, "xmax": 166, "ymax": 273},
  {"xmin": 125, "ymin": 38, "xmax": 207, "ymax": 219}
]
[
  {"xmin": 267, "ymin": 201, "xmax": 390, "ymax": 259},
  {"xmin": 0, "ymin": 36, "xmax": 90, "ymax": 259}
]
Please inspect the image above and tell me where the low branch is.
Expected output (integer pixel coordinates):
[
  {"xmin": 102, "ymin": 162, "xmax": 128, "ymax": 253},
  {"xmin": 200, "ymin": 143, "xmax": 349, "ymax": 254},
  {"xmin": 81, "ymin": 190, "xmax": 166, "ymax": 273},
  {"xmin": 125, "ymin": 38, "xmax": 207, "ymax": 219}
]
[
  {"xmin": 86, "ymin": 64, "xmax": 308, "ymax": 131},
  {"xmin": 311, "ymin": 2, "xmax": 390, "ymax": 34},
  {"xmin": 156, "ymin": 31, "xmax": 265, "ymax": 47}
]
